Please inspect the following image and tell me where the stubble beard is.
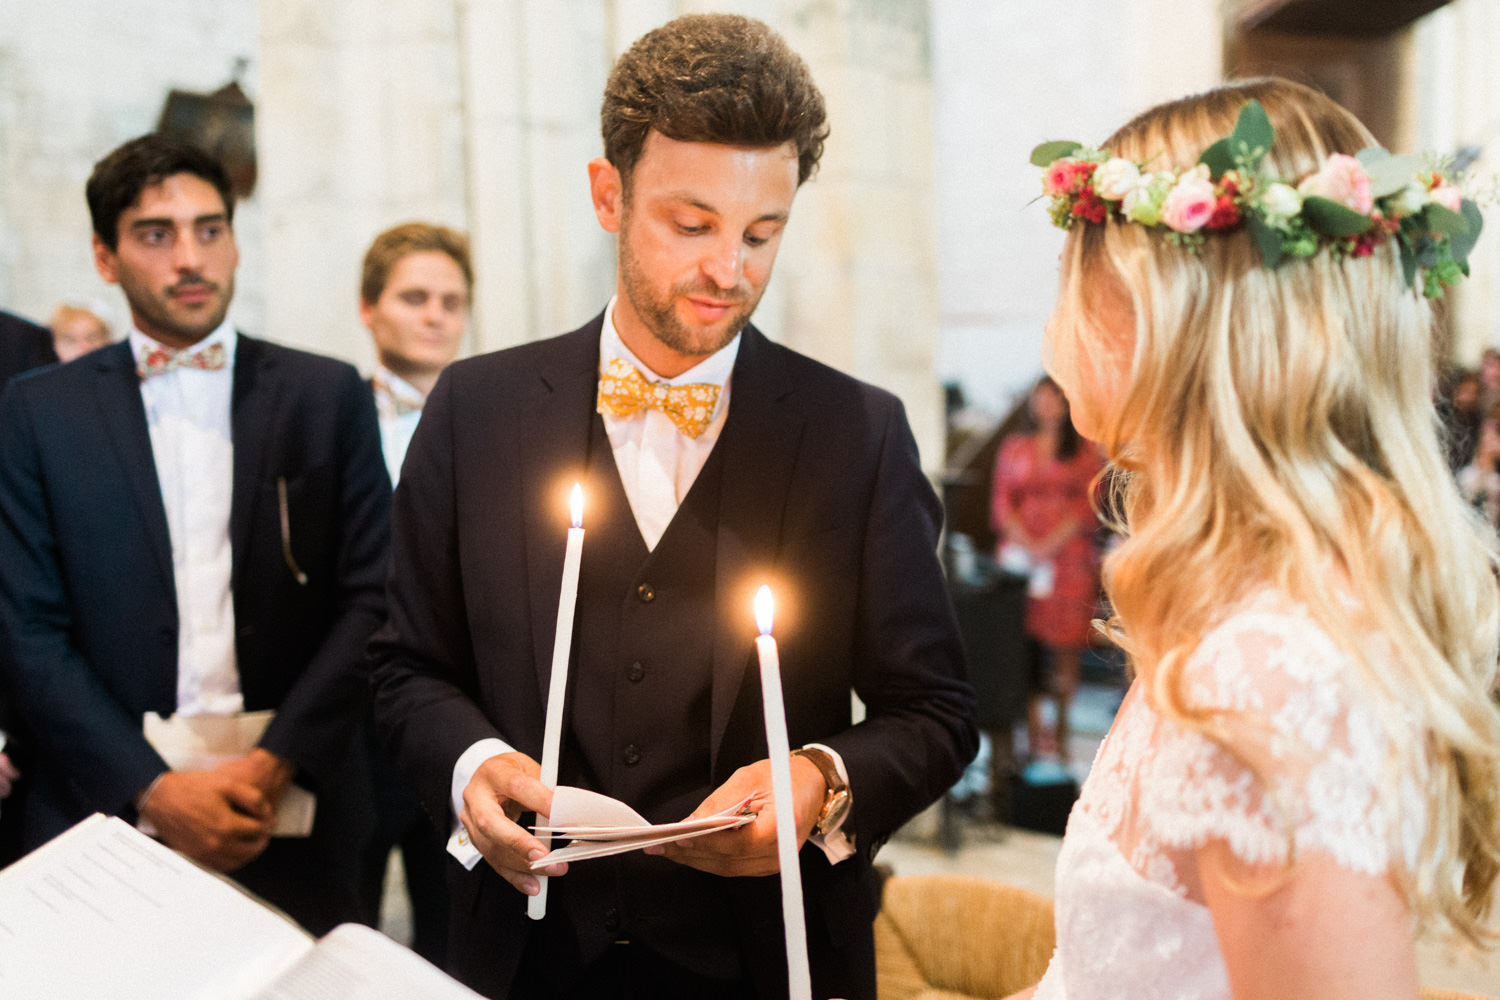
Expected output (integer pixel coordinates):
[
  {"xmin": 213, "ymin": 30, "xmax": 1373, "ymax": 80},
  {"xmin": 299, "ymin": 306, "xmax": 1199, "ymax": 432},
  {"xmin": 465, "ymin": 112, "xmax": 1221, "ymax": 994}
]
[
  {"xmin": 618, "ymin": 225, "xmax": 761, "ymax": 362},
  {"xmin": 126, "ymin": 271, "xmax": 235, "ymax": 345}
]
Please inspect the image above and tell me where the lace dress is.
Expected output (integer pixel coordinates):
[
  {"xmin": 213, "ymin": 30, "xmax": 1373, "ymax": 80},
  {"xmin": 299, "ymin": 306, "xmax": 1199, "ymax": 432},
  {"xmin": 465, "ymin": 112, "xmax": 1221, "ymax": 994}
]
[{"xmin": 1034, "ymin": 592, "xmax": 1425, "ymax": 1000}]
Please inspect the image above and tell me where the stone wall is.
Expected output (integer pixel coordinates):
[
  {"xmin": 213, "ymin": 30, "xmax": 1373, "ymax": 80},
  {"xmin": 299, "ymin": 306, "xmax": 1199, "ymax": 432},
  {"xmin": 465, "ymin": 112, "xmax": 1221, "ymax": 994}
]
[
  {"xmin": 0, "ymin": 0, "xmax": 263, "ymax": 335},
  {"xmin": 255, "ymin": 0, "xmax": 948, "ymax": 466},
  {"xmin": 930, "ymin": 0, "xmax": 1223, "ymax": 417}
]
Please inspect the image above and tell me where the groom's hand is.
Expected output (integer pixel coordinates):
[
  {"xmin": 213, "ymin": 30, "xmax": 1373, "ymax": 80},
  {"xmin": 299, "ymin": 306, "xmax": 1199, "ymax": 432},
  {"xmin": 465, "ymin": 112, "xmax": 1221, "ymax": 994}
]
[
  {"xmin": 648, "ymin": 755, "xmax": 825, "ymax": 877},
  {"xmin": 461, "ymin": 751, "xmax": 569, "ymax": 895}
]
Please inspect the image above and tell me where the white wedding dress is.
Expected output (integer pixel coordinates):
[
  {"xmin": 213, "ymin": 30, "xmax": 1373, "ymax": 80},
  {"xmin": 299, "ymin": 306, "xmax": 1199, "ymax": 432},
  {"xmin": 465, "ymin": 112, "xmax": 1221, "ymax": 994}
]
[{"xmin": 1034, "ymin": 591, "xmax": 1425, "ymax": 1000}]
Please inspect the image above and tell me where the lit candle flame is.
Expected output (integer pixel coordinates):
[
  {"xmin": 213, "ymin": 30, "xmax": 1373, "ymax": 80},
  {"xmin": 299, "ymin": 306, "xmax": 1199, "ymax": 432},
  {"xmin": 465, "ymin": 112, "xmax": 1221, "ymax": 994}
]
[
  {"xmin": 755, "ymin": 585, "xmax": 774, "ymax": 636},
  {"xmin": 569, "ymin": 483, "xmax": 584, "ymax": 529}
]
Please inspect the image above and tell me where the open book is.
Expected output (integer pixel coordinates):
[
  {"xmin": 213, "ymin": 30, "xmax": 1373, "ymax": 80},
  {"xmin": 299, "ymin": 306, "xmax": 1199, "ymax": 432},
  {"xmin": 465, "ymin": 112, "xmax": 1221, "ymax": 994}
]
[{"xmin": 0, "ymin": 814, "xmax": 482, "ymax": 1000}]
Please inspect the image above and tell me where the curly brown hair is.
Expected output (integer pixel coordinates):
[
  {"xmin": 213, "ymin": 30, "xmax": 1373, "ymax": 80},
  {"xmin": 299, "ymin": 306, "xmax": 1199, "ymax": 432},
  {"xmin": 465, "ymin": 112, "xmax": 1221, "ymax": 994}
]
[{"xmin": 601, "ymin": 14, "xmax": 829, "ymax": 189}]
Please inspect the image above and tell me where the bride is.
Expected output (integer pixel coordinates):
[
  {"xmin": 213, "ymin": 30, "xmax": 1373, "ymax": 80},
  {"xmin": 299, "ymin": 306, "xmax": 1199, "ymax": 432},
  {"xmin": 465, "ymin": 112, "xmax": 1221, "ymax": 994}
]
[{"xmin": 1010, "ymin": 77, "xmax": 1500, "ymax": 999}]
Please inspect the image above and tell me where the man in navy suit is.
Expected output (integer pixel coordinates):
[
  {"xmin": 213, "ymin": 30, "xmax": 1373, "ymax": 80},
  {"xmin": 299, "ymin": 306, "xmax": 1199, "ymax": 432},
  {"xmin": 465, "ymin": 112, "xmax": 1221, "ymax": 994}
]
[
  {"xmin": 0, "ymin": 135, "xmax": 390, "ymax": 933},
  {"xmin": 371, "ymin": 14, "xmax": 976, "ymax": 998},
  {"xmin": 0, "ymin": 309, "xmax": 55, "ymax": 867}
]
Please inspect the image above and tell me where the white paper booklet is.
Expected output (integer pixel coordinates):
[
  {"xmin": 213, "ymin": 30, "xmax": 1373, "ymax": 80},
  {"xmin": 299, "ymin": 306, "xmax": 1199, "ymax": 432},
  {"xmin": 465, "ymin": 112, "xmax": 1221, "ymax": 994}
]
[
  {"xmin": 527, "ymin": 786, "xmax": 756, "ymax": 868},
  {"xmin": 0, "ymin": 814, "xmax": 482, "ymax": 1000}
]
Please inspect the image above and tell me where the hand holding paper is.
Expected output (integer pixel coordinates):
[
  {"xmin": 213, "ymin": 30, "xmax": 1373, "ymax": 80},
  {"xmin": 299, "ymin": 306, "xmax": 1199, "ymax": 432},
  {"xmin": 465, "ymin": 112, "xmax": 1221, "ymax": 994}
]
[
  {"xmin": 457, "ymin": 750, "xmax": 568, "ymax": 895},
  {"xmin": 136, "ymin": 765, "xmax": 276, "ymax": 873},
  {"xmin": 645, "ymin": 756, "xmax": 824, "ymax": 877},
  {"xmin": 528, "ymin": 786, "xmax": 756, "ymax": 868}
]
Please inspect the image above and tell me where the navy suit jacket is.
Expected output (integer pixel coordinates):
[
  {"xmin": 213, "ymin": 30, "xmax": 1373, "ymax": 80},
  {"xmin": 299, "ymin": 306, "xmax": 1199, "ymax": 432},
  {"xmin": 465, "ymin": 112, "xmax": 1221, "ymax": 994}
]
[
  {"xmin": 0, "ymin": 335, "xmax": 390, "ymax": 844},
  {"xmin": 0, "ymin": 311, "xmax": 57, "ymax": 389},
  {"xmin": 371, "ymin": 315, "xmax": 977, "ymax": 995}
]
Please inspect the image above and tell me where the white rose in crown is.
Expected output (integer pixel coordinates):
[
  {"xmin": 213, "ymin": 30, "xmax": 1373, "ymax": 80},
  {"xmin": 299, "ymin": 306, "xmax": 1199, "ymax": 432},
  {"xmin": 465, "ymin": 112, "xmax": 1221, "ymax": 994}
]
[
  {"xmin": 1259, "ymin": 182, "xmax": 1302, "ymax": 224},
  {"xmin": 1094, "ymin": 158, "xmax": 1142, "ymax": 201},
  {"xmin": 1396, "ymin": 181, "xmax": 1428, "ymax": 216}
]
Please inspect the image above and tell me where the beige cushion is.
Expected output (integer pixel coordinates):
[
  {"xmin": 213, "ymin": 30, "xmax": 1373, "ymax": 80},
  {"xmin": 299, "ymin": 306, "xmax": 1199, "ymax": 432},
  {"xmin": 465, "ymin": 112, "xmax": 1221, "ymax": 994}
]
[{"xmin": 875, "ymin": 874, "xmax": 1056, "ymax": 1000}]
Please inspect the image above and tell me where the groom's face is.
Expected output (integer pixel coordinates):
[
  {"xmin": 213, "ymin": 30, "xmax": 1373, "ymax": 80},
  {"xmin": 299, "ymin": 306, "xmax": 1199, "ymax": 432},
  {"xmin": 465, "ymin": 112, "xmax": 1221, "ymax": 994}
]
[{"xmin": 590, "ymin": 130, "xmax": 800, "ymax": 377}]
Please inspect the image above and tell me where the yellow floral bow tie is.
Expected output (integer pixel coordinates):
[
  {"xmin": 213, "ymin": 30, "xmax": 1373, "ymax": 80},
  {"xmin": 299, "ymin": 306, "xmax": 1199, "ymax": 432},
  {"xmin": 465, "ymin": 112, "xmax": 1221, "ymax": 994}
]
[
  {"xmin": 136, "ymin": 341, "xmax": 228, "ymax": 380},
  {"xmin": 595, "ymin": 358, "xmax": 721, "ymax": 439}
]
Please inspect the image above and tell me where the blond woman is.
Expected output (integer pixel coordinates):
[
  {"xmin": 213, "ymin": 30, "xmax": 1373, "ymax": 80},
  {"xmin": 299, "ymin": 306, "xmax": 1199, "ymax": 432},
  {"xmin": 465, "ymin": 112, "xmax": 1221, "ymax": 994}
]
[{"xmin": 1010, "ymin": 78, "xmax": 1500, "ymax": 1000}]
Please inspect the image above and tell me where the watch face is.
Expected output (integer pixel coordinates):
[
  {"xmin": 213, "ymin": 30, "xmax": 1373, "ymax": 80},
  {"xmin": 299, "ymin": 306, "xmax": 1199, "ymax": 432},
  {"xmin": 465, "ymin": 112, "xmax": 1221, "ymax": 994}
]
[{"xmin": 818, "ymin": 788, "xmax": 852, "ymax": 834}]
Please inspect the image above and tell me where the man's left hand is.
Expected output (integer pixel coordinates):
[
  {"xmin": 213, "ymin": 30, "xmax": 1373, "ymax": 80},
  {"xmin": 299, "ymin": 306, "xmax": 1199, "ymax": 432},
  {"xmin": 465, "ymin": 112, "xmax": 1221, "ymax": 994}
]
[
  {"xmin": 218, "ymin": 748, "xmax": 296, "ymax": 812},
  {"xmin": 647, "ymin": 755, "xmax": 826, "ymax": 877}
]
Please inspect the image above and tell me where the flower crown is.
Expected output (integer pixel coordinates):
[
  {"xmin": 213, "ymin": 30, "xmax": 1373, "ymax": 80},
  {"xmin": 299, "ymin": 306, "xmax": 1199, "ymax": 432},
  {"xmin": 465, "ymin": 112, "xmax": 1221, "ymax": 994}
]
[{"xmin": 1031, "ymin": 100, "xmax": 1483, "ymax": 298}]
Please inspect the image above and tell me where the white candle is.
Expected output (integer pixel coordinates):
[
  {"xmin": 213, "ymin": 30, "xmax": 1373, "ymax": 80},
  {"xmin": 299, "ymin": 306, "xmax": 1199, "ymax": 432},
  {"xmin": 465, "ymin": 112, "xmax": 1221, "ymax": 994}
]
[
  {"xmin": 530, "ymin": 483, "xmax": 585, "ymax": 921},
  {"xmin": 754, "ymin": 585, "xmax": 812, "ymax": 1000}
]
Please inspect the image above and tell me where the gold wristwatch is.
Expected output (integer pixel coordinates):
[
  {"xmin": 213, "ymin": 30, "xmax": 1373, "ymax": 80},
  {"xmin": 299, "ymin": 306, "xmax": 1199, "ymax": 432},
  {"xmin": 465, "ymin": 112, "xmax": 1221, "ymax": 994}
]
[{"xmin": 792, "ymin": 746, "xmax": 851, "ymax": 836}]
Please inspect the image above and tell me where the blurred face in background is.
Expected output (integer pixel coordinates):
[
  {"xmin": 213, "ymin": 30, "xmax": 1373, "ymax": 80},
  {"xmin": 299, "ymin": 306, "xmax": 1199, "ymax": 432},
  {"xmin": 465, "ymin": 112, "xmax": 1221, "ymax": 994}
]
[
  {"xmin": 360, "ymin": 250, "xmax": 469, "ymax": 385},
  {"xmin": 50, "ymin": 307, "xmax": 110, "ymax": 362}
]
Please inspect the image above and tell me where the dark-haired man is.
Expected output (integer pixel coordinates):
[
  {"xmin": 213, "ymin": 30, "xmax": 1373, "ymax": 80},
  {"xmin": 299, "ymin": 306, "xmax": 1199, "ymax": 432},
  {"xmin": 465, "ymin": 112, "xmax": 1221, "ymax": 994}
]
[
  {"xmin": 372, "ymin": 14, "xmax": 976, "ymax": 998},
  {"xmin": 0, "ymin": 134, "xmax": 390, "ymax": 933}
]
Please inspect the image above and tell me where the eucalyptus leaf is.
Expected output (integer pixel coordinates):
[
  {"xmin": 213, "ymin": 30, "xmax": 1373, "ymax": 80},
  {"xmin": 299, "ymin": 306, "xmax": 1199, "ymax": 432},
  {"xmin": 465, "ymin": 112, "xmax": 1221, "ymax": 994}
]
[
  {"xmin": 1425, "ymin": 203, "xmax": 1471, "ymax": 238},
  {"xmin": 1360, "ymin": 152, "xmax": 1424, "ymax": 199},
  {"xmin": 1301, "ymin": 197, "xmax": 1372, "ymax": 237},
  {"xmin": 1448, "ymin": 199, "xmax": 1484, "ymax": 266},
  {"xmin": 1398, "ymin": 240, "xmax": 1417, "ymax": 289},
  {"xmin": 1229, "ymin": 100, "xmax": 1273, "ymax": 171},
  {"xmin": 1199, "ymin": 138, "xmax": 1235, "ymax": 180},
  {"xmin": 1031, "ymin": 141, "xmax": 1082, "ymax": 167},
  {"xmin": 1246, "ymin": 216, "xmax": 1284, "ymax": 270}
]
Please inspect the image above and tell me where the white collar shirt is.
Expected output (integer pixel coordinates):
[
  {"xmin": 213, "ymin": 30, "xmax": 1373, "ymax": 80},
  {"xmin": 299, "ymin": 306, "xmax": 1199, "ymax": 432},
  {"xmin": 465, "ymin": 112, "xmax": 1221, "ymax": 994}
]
[
  {"xmin": 372, "ymin": 365, "xmax": 426, "ymax": 486},
  {"xmin": 598, "ymin": 296, "xmax": 739, "ymax": 552},
  {"xmin": 129, "ymin": 321, "xmax": 241, "ymax": 716}
]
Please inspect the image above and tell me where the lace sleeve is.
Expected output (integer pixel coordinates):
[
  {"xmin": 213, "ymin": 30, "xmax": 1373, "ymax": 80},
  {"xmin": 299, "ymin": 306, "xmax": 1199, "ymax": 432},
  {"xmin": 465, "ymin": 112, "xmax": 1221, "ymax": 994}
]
[{"xmin": 1135, "ymin": 596, "xmax": 1421, "ymax": 877}]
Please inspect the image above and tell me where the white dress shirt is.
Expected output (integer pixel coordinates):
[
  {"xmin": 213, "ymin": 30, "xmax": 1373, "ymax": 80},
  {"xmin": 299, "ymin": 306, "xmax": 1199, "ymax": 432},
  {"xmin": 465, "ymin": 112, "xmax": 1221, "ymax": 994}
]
[
  {"xmin": 449, "ymin": 303, "xmax": 851, "ymax": 864},
  {"xmin": 129, "ymin": 322, "xmax": 242, "ymax": 716},
  {"xmin": 372, "ymin": 365, "xmax": 426, "ymax": 486}
]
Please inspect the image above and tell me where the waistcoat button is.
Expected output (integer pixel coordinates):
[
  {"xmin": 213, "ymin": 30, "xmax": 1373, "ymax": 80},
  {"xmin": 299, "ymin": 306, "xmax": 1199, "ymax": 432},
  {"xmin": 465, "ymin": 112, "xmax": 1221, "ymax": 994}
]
[
  {"xmin": 626, "ymin": 661, "xmax": 645, "ymax": 682},
  {"xmin": 636, "ymin": 582, "xmax": 655, "ymax": 603},
  {"xmin": 623, "ymin": 744, "xmax": 642, "ymax": 765}
]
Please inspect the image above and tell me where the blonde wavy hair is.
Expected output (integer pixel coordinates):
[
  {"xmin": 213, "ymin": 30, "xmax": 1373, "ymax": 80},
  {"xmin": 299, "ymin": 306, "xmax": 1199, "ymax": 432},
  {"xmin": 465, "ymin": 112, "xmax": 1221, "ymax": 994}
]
[{"xmin": 1050, "ymin": 77, "xmax": 1500, "ymax": 945}]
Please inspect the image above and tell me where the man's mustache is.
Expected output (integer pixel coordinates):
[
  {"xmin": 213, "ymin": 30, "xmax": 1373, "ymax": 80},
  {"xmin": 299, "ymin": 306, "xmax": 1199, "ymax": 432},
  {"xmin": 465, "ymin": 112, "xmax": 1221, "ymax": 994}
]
[{"xmin": 168, "ymin": 276, "xmax": 218, "ymax": 295}]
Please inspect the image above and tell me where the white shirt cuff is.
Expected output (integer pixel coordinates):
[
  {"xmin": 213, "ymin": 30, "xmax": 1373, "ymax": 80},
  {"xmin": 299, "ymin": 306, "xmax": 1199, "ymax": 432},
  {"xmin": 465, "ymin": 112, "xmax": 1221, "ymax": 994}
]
[
  {"xmin": 803, "ymin": 742, "xmax": 855, "ymax": 864},
  {"xmin": 446, "ymin": 736, "xmax": 516, "ymax": 870}
]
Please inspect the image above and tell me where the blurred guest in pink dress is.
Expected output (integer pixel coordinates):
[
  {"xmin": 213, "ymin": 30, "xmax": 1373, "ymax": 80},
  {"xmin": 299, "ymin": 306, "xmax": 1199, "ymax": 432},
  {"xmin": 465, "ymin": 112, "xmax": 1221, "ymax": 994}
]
[{"xmin": 991, "ymin": 375, "xmax": 1103, "ymax": 762}]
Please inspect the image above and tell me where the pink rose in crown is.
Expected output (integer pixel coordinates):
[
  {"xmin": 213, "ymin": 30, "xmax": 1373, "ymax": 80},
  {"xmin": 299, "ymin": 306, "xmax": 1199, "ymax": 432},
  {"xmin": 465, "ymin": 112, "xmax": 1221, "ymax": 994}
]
[
  {"xmin": 1160, "ymin": 166, "xmax": 1216, "ymax": 233},
  {"xmin": 1428, "ymin": 179, "xmax": 1463, "ymax": 213},
  {"xmin": 1044, "ymin": 160, "xmax": 1077, "ymax": 196},
  {"xmin": 1297, "ymin": 154, "xmax": 1373, "ymax": 214}
]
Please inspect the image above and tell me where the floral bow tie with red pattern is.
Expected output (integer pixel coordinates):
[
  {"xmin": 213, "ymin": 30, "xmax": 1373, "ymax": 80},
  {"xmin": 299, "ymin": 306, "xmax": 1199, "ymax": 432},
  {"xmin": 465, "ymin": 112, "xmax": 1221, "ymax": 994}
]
[
  {"xmin": 595, "ymin": 358, "xmax": 721, "ymax": 439},
  {"xmin": 136, "ymin": 341, "xmax": 228, "ymax": 380}
]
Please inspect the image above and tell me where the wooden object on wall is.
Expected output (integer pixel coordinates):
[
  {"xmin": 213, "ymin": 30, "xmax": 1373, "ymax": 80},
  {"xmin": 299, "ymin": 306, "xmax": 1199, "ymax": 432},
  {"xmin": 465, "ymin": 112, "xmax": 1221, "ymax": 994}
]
[{"xmin": 156, "ymin": 80, "xmax": 257, "ymax": 199}]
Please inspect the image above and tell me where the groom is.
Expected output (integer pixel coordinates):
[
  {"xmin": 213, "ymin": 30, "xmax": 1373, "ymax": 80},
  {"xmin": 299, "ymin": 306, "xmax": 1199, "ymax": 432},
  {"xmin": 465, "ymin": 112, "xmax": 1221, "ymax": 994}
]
[{"xmin": 370, "ymin": 13, "xmax": 977, "ymax": 999}]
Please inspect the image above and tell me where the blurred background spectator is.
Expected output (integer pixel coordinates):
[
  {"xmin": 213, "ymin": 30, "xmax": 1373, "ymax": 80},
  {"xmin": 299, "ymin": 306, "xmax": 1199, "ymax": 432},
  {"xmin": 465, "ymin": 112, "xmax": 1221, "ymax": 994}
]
[
  {"xmin": 989, "ymin": 376, "xmax": 1105, "ymax": 766},
  {"xmin": 47, "ymin": 301, "xmax": 112, "ymax": 363}
]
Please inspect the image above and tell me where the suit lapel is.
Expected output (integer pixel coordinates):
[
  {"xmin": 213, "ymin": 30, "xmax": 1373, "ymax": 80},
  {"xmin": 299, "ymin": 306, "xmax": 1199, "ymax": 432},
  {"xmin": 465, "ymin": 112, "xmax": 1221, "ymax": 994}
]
[
  {"xmin": 229, "ymin": 336, "xmax": 280, "ymax": 591},
  {"xmin": 709, "ymin": 327, "xmax": 805, "ymax": 773},
  {"xmin": 92, "ymin": 341, "xmax": 175, "ymax": 593},
  {"xmin": 524, "ymin": 320, "xmax": 606, "ymax": 700}
]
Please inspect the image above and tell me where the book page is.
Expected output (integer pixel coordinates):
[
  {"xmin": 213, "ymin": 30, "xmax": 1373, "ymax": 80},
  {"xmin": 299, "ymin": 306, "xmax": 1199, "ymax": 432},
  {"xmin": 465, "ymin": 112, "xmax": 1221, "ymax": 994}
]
[
  {"xmin": 0, "ymin": 814, "xmax": 312, "ymax": 1000},
  {"xmin": 253, "ymin": 923, "xmax": 484, "ymax": 1000}
]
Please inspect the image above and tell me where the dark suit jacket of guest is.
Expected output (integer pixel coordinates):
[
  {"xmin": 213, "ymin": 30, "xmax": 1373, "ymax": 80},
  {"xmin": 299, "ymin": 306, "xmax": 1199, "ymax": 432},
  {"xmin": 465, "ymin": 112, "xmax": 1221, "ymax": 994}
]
[
  {"xmin": 0, "ymin": 309, "xmax": 56, "ymax": 866},
  {"xmin": 0, "ymin": 310, "xmax": 57, "ymax": 388},
  {"xmin": 0, "ymin": 336, "xmax": 390, "ymax": 875},
  {"xmin": 370, "ymin": 314, "xmax": 978, "ymax": 997}
]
